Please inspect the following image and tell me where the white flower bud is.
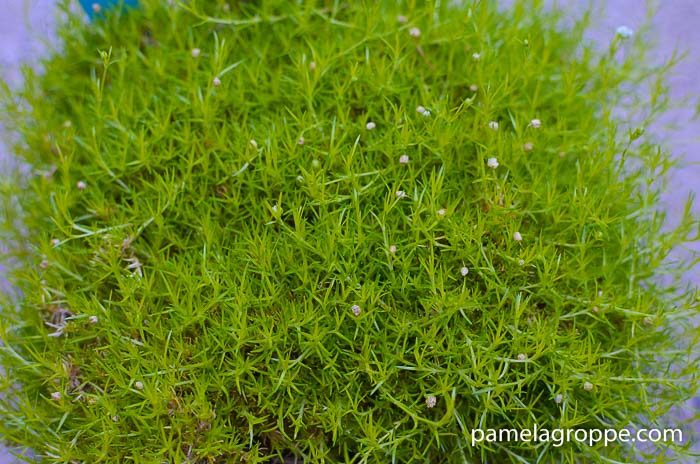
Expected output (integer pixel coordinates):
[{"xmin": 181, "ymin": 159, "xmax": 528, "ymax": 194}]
[{"xmin": 616, "ymin": 26, "xmax": 634, "ymax": 39}]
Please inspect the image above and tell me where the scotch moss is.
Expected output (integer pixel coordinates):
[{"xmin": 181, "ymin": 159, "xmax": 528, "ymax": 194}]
[{"xmin": 1, "ymin": 1, "xmax": 698, "ymax": 463}]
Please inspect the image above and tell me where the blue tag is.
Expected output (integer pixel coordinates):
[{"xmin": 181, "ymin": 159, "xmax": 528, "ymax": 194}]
[{"xmin": 79, "ymin": 0, "xmax": 139, "ymax": 19}]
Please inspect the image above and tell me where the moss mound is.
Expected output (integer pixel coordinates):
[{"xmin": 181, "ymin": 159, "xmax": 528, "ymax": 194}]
[{"xmin": 1, "ymin": 1, "xmax": 698, "ymax": 462}]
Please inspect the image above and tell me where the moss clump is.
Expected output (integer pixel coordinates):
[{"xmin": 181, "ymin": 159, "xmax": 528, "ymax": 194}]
[{"xmin": 1, "ymin": 1, "xmax": 698, "ymax": 462}]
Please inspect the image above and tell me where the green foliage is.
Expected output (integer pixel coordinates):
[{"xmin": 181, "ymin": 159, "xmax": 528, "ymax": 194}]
[{"xmin": 1, "ymin": 1, "xmax": 698, "ymax": 462}]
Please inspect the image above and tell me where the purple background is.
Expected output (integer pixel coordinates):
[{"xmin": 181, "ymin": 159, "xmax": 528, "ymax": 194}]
[{"xmin": 0, "ymin": 1, "xmax": 698, "ymax": 462}]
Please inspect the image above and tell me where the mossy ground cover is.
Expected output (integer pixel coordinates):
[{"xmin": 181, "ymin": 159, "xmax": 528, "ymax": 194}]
[{"xmin": 0, "ymin": 1, "xmax": 698, "ymax": 462}]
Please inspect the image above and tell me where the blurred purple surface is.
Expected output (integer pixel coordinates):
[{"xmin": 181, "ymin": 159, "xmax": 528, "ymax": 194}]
[{"xmin": 0, "ymin": 1, "xmax": 698, "ymax": 462}]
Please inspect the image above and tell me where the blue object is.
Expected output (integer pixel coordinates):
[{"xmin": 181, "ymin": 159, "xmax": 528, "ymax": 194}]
[{"xmin": 79, "ymin": 0, "xmax": 139, "ymax": 19}]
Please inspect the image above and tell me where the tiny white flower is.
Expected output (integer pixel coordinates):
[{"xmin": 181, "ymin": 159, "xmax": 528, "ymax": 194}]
[
  {"xmin": 296, "ymin": 175, "xmax": 304, "ymax": 183},
  {"xmin": 616, "ymin": 25, "xmax": 634, "ymax": 39},
  {"xmin": 271, "ymin": 204, "xmax": 280, "ymax": 214},
  {"xmin": 91, "ymin": 3, "xmax": 101, "ymax": 13},
  {"xmin": 297, "ymin": 136, "xmax": 305, "ymax": 146},
  {"xmin": 88, "ymin": 315, "xmax": 99, "ymax": 324},
  {"xmin": 395, "ymin": 190, "xmax": 407, "ymax": 199},
  {"xmin": 399, "ymin": 154, "xmax": 410, "ymax": 165},
  {"xmin": 437, "ymin": 208, "xmax": 446, "ymax": 217},
  {"xmin": 523, "ymin": 142, "xmax": 534, "ymax": 152},
  {"xmin": 51, "ymin": 391, "xmax": 62, "ymax": 401},
  {"xmin": 422, "ymin": 109, "xmax": 431, "ymax": 117},
  {"xmin": 472, "ymin": 52, "xmax": 481, "ymax": 61},
  {"xmin": 397, "ymin": 15, "xmax": 408, "ymax": 24},
  {"xmin": 77, "ymin": 180, "xmax": 87, "ymax": 190},
  {"xmin": 309, "ymin": 61, "xmax": 317, "ymax": 71},
  {"xmin": 249, "ymin": 139, "xmax": 258, "ymax": 149},
  {"xmin": 112, "ymin": 415, "xmax": 119, "ymax": 422},
  {"xmin": 518, "ymin": 259, "xmax": 525, "ymax": 266},
  {"xmin": 51, "ymin": 238, "xmax": 60, "ymax": 247},
  {"xmin": 583, "ymin": 381, "xmax": 594, "ymax": 392},
  {"xmin": 517, "ymin": 353, "xmax": 527, "ymax": 361},
  {"xmin": 425, "ymin": 395, "xmax": 437, "ymax": 408},
  {"xmin": 598, "ymin": 290, "xmax": 603, "ymax": 297},
  {"xmin": 125, "ymin": 256, "xmax": 143, "ymax": 277},
  {"xmin": 212, "ymin": 76, "xmax": 222, "ymax": 87},
  {"xmin": 416, "ymin": 105, "xmax": 426, "ymax": 115},
  {"xmin": 191, "ymin": 48, "xmax": 201, "ymax": 58},
  {"xmin": 460, "ymin": 266, "xmax": 469, "ymax": 277},
  {"xmin": 529, "ymin": 118, "xmax": 541, "ymax": 129},
  {"xmin": 487, "ymin": 157, "xmax": 499, "ymax": 169},
  {"xmin": 488, "ymin": 121, "xmax": 499, "ymax": 130},
  {"xmin": 554, "ymin": 394, "xmax": 563, "ymax": 404},
  {"xmin": 409, "ymin": 27, "xmax": 421, "ymax": 38},
  {"xmin": 591, "ymin": 306, "xmax": 600, "ymax": 313},
  {"xmin": 469, "ymin": 84, "xmax": 478, "ymax": 92},
  {"xmin": 351, "ymin": 304, "xmax": 361, "ymax": 316},
  {"xmin": 40, "ymin": 259, "xmax": 49, "ymax": 269},
  {"xmin": 366, "ymin": 121, "xmax": 376, "ymax": 130},
  {"xmin": 513, "ymin": 231, "xmax": 523, "ymax": 241},
  {"xmin": 62, "ymin": 120, "xmax": 72, "ymax": 128},
  {"xmin": 389, "ymin": 245, "xmax": 397, "ymax": 254},
  {"xmin": 134, "ymin": 381, "xmax": 144, "ymax": 391}
]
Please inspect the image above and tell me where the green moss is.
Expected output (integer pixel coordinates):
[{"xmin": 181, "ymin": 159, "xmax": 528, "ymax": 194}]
[{"xmin": 1, "ymin": 1, "xmax": 698, "ymax": 462}]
